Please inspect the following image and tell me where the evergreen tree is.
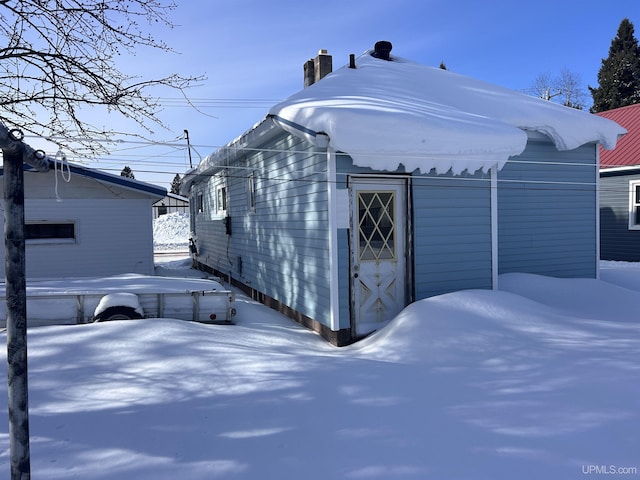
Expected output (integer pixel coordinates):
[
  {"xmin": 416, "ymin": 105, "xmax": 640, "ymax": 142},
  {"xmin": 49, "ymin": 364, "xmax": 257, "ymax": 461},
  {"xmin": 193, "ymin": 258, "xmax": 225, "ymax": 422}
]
[
  {"xmin": 589, "ymin": 18, "xmax": 640, "ymax": 112},
  {"xmin": 170, "ymin": 173, "xmax": 182, "ymax": 195},
  {"xmin": 120, "ymin": 166, "xmax": 135, "ymax": 179}
]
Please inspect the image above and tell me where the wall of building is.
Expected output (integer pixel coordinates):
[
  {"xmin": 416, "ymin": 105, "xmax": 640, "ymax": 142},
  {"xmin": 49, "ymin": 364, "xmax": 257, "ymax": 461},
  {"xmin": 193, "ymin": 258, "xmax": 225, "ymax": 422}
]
[
  {"xmin": 191, "ymin": 131, "xmax": 334, "ymax": 329},
  {"xmin": 412, "ymin": 171, "xmax": 494, "ymax": 298},
  {"xmin": 0, "ymin": 170, "xmax": 157, "ymax": 278},
  {"xmin": 153, "ymin": 194, "xmax": 189, "ymax": 219},
  {"xmin": 498, "ymin": 140, "xmax": 598, "ymax": 278},
  {"xmin": 600, "ymin": 171, "xmax": 640, "ymax": 261}
]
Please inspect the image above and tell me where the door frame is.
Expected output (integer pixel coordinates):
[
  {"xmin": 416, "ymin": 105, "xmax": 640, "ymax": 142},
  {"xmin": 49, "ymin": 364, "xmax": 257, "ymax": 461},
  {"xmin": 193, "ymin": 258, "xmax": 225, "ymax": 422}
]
[{"xmin": 348, "ymin": 175, "xmax": 413, "ymax": 337}]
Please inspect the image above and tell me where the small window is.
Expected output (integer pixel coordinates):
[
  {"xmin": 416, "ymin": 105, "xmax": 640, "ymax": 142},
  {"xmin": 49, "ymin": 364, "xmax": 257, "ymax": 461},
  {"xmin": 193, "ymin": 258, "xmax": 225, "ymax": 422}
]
[
  {"xmin": 216, "ymin": 185, "xmax": 227, "ymax": 214},
  {"xmin": 630, "ymin": 181, "xmax": 640, "ymax": 230},
  {"xmin": 26, "ymin": 222, "xmax": 76, "ymax": 244},
  {"xmin": 196, "ymin": 192, "xmax": 204, "ymax": 213},
  {"xmin": 247, "ymin": 172, "xmax": 256, "ymax": 211},
  {"xmin": 357, "ymin": 191, "xmax": 396, "ymax": 261}
]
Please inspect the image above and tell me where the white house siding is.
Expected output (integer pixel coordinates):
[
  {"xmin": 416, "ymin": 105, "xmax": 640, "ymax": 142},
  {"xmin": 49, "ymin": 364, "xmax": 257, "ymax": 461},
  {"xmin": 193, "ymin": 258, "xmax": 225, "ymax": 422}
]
[
  {"xmin": 20, "ymin": 198, "xmax": 155, "ymax": 278},
  {"xmin": 0, "ymin": 168, "xmax": 159, "ymax": 279},
  {"xmin": 498, "ymin": 140, "xmax": 598, "ymax": 278},
  {"xmin": 192, "ymin": 132, "xmax": 333, "ymax": 328}
]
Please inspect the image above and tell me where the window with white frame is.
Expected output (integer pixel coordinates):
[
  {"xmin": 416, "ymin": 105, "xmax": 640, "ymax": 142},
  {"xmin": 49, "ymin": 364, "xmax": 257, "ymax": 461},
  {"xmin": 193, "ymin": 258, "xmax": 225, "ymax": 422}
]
[
  {"xmin": 196, "ymin": 192, "xmax": 204, "ymax": 213},
  {"xmin": 630, "ymin": 181, "xmax": 640, "ymax": 230},
  {"xmin": 247, "ymin": 172, "xmax": 256, "ymax": 212},
  {"xmin": 216, "ymin": 183, "xmax": 227, "ymax": 214}
]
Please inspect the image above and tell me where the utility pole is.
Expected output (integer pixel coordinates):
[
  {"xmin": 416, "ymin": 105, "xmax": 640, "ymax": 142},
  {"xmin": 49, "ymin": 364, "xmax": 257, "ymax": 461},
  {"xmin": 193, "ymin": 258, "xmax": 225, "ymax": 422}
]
[
  {"xmin": 4, "ymin": 138, "xmax": 29, "ymax": 480},
  {"xmin": 184, "ymin": 129, "xmax": 193, "ymax": 169},
  {"xmin": 1, "ymin": 124, "xmax": 50, "ymax": 480}
]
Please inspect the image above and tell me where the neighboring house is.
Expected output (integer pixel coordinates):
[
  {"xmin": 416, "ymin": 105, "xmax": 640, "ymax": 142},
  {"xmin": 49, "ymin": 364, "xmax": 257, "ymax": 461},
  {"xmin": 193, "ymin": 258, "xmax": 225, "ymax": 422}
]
[
  {"xmin": 597, "ymin": 103, "xmax": 640, "ymax": 261},
  {"xmin": 0, "ymin": 159, "xmax": 166, "ymax": 278},
  {"xmin": 182, "ymin": 42, "xmax": 624, "ymax": 346},
  {"xmin": 153, "ymin": 192, "xmax": 189, "ymax": 219}
]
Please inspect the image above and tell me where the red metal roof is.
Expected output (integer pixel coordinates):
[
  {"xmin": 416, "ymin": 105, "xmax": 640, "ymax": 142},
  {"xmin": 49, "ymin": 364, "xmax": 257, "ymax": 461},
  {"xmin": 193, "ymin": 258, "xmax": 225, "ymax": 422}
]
[{"xmin": 597, "ymin": 103, "xmax": 640, "ymax": 169}]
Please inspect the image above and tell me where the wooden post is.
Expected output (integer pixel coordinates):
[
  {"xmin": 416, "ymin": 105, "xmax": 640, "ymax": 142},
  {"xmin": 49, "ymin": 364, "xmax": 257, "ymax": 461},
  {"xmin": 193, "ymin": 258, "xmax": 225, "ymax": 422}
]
[{"xmin": 3, "ymin": 143, "xmax": 31, "ymax": 479}]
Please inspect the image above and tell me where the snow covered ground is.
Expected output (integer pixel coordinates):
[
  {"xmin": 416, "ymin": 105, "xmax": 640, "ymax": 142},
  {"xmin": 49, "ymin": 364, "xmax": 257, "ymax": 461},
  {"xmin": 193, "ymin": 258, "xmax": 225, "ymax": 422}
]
[{"xmin": 0, "ymin": 258, "xmax": 638, "ymax": 479}]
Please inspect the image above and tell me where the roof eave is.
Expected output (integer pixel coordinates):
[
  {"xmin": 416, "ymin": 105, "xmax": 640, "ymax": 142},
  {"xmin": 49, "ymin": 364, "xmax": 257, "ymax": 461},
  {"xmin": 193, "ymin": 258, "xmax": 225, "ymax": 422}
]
[{"xmin": 181, "ymin": 116, "xmax": 284, "ymax": 194}]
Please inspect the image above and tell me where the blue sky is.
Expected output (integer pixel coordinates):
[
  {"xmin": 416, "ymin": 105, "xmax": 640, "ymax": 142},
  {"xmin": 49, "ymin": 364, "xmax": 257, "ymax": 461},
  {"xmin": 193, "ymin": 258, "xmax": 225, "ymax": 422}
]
[{"xmin": 33, "ymin": 0, "xmax": 640, "ymax": 188}]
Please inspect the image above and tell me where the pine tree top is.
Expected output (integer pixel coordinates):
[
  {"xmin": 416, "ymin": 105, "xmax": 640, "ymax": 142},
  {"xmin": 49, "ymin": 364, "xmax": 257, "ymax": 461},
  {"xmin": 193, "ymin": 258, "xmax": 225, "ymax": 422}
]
[
  {"xmin": 170, "ymin": 173, "xmax": 182, "ymax": 195},
  {"xmin": 590, "ymin": 18, "xmax": 640, "ymax": 113}
]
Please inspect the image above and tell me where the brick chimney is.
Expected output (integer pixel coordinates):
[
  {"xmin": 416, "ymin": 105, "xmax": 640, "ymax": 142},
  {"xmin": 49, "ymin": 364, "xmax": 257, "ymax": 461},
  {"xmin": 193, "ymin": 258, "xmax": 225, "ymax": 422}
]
[{"xmin": 304, "ymin": 49, "xmax": 332, "ymax": 87}]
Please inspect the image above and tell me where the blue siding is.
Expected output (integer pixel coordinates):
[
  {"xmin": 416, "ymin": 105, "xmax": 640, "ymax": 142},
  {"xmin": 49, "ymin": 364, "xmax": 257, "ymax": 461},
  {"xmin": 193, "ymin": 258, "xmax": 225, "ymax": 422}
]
[
  {"xmin": 600, "ymin": 171, "xmax": 640, "ymax": 261},
  {"xmin": 336, "ymin": 154, "xmax": 493, "ymax": 300},
  {"xmin": 412, "ymin": 172, "xmax": 493, "ymax": 298},
  {"xmin": 191, "ymin": 130, "xmax": 600, "ymax": 341},
  {"xmin": 337, "ymin": 229, "xmax": 351, "ymax": 330},
  {"xmin": 194, "ymin": 132, "xmax": 333, "ymax": 327},
  {"xmin": 498, "ymin": 140, "xmax": 597, "ymax": 278}
]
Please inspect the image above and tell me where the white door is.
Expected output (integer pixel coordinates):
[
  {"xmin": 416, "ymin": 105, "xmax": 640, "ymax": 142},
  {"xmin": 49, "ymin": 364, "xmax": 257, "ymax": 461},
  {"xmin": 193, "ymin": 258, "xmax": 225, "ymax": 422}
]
[{"xmin": 350, "ymin": 178, "xmax": 407, "ymax": 337}]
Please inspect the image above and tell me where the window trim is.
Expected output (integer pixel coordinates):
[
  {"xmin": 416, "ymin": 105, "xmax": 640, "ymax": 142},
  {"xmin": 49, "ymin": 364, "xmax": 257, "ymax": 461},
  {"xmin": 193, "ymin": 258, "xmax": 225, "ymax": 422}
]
[
  {"xmin": 629, "ymin": 180, "xmax": 640, "ymax": 230},
  {"xmin": 216, "ymin": 184, "xmax": 227, "ymax": 214},
  {"xmin": 247, "ymin": 171, "xmax": 256, "ymax": 212},
  {"xmin": 196, "ymin": 192, "xmax": 204, "ymax": 213}
]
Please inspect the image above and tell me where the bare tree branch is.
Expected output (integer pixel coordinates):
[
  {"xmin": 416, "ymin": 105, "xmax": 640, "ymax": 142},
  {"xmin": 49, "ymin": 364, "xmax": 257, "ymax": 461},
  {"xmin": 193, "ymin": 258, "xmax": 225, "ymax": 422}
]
[
  {"xmin": 528, "ymin": 68, "xmax": 587, "ymax": 110},
  {"xmin": 0, "ymin": 0, "xmax": 204, "ymax": 156}
]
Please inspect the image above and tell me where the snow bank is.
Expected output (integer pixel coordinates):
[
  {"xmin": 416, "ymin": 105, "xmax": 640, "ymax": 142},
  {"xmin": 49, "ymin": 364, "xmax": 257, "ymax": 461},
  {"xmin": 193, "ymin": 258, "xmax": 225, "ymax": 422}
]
[
  {"xmin": 153, "ymin": 212, "xmax": 190, "ymax": 252},
  {"xmin": 600, "ymin": 260, "xmax": 640, "ymax": 292},
  {"xmin": 269, "ymin": 50, "xmax": 625, "ymax": 174},
  {"xmin": 0, "ymin": 266, "xmax": 637, "ymax": 479}
]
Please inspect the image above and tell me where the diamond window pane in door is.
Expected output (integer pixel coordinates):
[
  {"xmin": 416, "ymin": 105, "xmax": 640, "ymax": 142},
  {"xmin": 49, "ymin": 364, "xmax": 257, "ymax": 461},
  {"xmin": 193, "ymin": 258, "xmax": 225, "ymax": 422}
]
[{"xmin": 358, "ymin": 191, "xmax": 396, "ymax": 261}]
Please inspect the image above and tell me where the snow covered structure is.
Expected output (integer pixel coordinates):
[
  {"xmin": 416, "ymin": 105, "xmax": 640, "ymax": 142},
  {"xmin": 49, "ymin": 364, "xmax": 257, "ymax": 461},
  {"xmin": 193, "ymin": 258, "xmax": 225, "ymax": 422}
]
[
  {"xmin": 0, "ymin": 159, "xmax": 166, "ymax": 278},
  {"xmin": 182, "ymin": 42, "xmax": 624, "ymax": 345},
  {"xmin": 153, "ymin": 192, "xmax": 189, "ymax": 219},
  {"xmin": 597, "ymin": 104, "xmax": 640, "ymax": 261}
]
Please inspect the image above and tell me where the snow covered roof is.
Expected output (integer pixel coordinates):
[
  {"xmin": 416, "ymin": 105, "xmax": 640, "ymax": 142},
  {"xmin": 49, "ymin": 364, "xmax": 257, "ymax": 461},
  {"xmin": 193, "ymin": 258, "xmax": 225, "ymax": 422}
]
[
  {"xmin": 23, "ymin": 158, "xmax": 167, "ymax": 198},
  {"xmin": 269, "ymin": 47, "xmax": 626, "ymax": 175}
]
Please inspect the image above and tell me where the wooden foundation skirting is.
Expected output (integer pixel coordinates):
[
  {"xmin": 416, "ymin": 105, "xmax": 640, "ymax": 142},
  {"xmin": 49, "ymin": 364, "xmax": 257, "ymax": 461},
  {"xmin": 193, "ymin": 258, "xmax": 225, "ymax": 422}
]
[{"xmin": 192, "ymin": 258, "xmax": 354, "ymax": 347}]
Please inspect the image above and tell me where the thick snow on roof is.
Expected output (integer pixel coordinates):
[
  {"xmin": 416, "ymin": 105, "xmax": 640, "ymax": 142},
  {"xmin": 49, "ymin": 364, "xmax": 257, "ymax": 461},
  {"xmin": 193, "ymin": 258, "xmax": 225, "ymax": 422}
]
[{"xmin": 269, "ymin": 50, "xmax": 626, "ymax": 174}]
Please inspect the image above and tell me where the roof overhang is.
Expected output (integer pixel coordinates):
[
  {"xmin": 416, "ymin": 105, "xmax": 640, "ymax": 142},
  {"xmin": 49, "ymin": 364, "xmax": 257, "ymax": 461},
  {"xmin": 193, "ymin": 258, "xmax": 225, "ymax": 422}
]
[{"xmin": 180, "ymin": 117, "xmax": 284, "ymax": 195}]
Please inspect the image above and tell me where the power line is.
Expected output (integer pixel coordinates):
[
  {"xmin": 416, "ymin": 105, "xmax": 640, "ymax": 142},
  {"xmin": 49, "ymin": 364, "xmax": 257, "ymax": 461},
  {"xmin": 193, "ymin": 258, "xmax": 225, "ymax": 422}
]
[{"xmin": 152, "ymin": 98, "xmax": 280, "ymax": 108}]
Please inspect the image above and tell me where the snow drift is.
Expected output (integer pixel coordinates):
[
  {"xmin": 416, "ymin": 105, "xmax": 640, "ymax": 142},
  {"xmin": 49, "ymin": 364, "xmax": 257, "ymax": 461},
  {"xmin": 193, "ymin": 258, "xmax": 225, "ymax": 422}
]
[
  {"xmin": 0, "ymin": 260, "xmax": 637, "ymax": 479},
  {"xmin": 153, "ymin": 212, "xmax": 189, "ymax": 252}
]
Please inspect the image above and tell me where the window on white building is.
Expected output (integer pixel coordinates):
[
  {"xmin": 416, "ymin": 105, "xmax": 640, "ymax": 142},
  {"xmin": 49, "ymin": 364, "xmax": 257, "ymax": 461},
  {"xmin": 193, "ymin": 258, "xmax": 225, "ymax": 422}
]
[
  {"xmin": 629, "ymin": 181, "xmax": 640, "ymax": 230},
  {"xmin": 247, "ymin": 172, "xmax": 256, "ymax": 212},
  {"xmin": 216, "ymin": 184, "xmax": 227, "ymax": 214},
  {"xmin": 25, "ymin": 222, "xmax": 76, "ymax": 244}
]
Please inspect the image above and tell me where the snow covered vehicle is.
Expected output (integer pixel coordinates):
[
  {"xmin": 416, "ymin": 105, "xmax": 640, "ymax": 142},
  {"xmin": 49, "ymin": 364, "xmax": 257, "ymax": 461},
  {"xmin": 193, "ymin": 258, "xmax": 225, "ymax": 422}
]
[{"xmin": 0, "ymin": 274, "xmax": 236, "ymax": 328}]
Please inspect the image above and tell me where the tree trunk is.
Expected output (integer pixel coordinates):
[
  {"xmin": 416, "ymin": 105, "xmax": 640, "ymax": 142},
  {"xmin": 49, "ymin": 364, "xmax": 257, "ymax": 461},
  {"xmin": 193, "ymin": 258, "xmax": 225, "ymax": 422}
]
[{"xmin": 4, "ymin": 145, "xmax": 31, "ymax": 479}]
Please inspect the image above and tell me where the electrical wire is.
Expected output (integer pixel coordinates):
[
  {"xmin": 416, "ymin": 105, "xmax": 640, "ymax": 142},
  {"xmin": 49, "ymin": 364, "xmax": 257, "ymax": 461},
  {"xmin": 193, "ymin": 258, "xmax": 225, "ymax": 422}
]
[{"xmin": 20, "ymin": 134, "xmax": 625, "ymax": 196}]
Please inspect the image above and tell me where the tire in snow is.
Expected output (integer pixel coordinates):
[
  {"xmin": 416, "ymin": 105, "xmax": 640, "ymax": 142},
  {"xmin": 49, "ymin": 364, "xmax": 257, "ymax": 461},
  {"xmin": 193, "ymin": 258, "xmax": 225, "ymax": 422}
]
[{"xmin": 93, "ymin": 293, "xmax": 144, "ymax": 322}]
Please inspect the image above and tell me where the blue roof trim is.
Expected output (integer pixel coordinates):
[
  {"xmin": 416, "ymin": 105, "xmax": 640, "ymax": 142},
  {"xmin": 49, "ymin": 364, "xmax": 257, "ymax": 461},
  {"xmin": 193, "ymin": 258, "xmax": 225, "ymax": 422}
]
[
  {"xmin": 0, "ymin": 160, "xmax": 167, "ymax": 197},
  {"xmin": 57, "ymin": 161, "xmax": 166, "ymax": 197}
]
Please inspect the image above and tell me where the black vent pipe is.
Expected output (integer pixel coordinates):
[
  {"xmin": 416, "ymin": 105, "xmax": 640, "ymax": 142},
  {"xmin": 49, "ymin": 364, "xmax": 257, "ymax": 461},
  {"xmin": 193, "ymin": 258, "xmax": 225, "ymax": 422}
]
[{"xmin": 371, "ymin": 41, "xmax": 392, "ymax": 60}]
